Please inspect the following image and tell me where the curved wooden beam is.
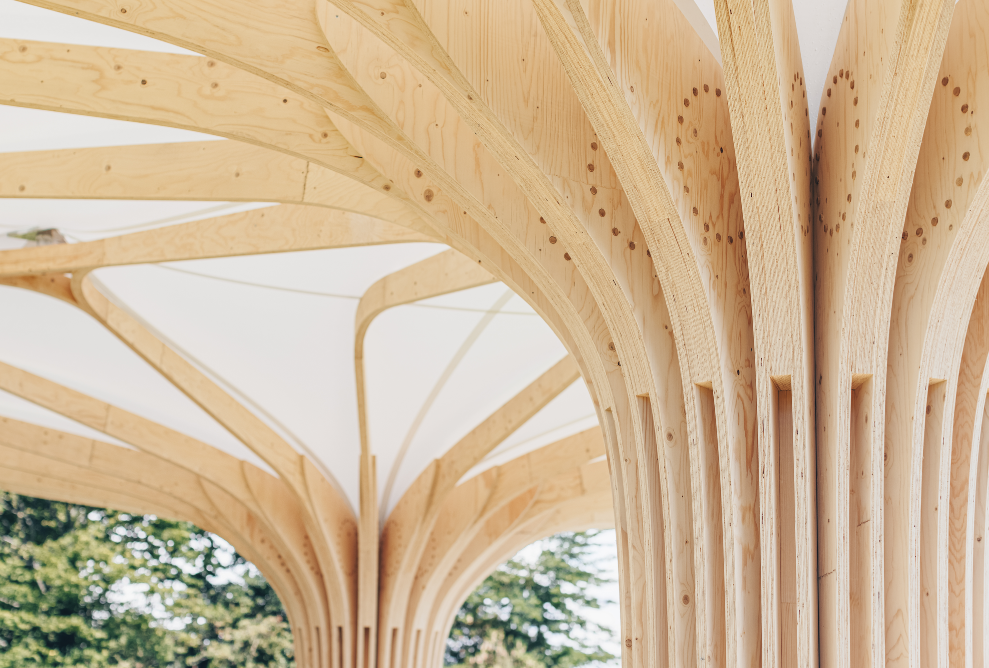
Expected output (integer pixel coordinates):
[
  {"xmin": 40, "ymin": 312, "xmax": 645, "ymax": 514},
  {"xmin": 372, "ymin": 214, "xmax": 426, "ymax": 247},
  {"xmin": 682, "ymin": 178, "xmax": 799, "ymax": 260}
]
[
  {"xmin": 408, "ymin": 434, "xmax": 606, "ymax": 651},
  {"xmin": 866, "ymin": 5, "xmax": 989, "ymax": 668},
  {"xmin": 75, "ymin": 274, "xmax": 362, "ymax": 667},
  {"xmin": 809, "ymin": 1, "xmax": 955, "ymax": 667},
  {"xmin": 946, "ymin": 269, "xmax": 989, "ymax": 667},
  {"xmin": 968, "ymin": 371, "xmax": 989, "ymax": 668},
  {"xmin": 425, "ymin": 459, "xmax": 613, "ymax": 667},
  {"xmin": 0, "ymin": 204, "xmax": 433, "ymax": 279},
  {"xmin": 526, "ymin": 0, "xmax": 757, "ymax": 663},
  {"xmin": 0, "ymin": 38, "xmax": 391, "ymax": 189},
  {"xmin": 318, "ymin": 11, "xmax": 689, "ymax": 665},
  {"xmin": 708, "ymin": 2, "xmax": 816, "ymax": 665}
]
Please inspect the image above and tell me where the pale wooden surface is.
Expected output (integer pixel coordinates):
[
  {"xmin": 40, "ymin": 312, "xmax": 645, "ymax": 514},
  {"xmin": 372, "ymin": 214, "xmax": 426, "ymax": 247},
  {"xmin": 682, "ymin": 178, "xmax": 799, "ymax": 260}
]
[{"xmin": 4, "ymin": 0, "xmax": 989, "ymax": 666}]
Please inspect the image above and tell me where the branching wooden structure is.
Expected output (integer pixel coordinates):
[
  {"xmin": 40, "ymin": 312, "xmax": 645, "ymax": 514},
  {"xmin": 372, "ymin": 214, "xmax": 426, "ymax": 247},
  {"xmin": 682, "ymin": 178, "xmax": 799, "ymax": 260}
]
[{"xmin": 1, "ymin": 0, "xmax": 988, "ymax": 666}]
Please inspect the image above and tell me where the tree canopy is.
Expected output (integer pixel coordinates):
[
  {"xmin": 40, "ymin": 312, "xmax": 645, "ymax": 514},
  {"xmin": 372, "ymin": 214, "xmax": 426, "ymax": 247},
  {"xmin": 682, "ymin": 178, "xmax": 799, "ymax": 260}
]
[
  {"xmin": 445, "ymin": 531, "xmax": 617, "ymax": 667},
  {"xmin": 0, "ymin": 491, "xmax": 293, "ymax": 667}
]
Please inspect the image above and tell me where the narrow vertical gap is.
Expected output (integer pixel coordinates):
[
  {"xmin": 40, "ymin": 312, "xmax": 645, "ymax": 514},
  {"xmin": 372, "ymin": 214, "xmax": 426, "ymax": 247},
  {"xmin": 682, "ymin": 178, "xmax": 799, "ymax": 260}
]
[
  {"xmin": 338, "ymin": 626, "xmax": 344, "ymax": 668},
  {"xmin": 390, "ymin": 628, "xmax": 398, "ymax": 668},
  {"xmin": 920, "ymin": 380, "xmax": 946, "ymax": 668},
  {"xmin": 363, "ymin": 627, "xmax": 370, "ymax": 668},
  {"xmin": 412, "ymin": 629, "xmax": 421, "ymax": 668},
  {"xmin": 314, "ymin": 626, "xmax": 322, "ymax": 668},
  {"xmin": 775, "ymin": 385, "xmax": 797, "ymax": 667},
  {"xmin": 849, "ymin": 376, "xmax": 873, "ymax": 668},
  {"xmin": 695, "ymin": 384, "xmax": 726, "ymax": 667}
]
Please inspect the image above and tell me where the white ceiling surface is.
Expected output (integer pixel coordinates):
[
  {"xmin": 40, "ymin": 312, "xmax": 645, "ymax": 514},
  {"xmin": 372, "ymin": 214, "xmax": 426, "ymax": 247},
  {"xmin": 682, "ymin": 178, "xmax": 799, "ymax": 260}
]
[{"xmin": 0, "ymin": 0, "xmax": 871, "ymax": 516}]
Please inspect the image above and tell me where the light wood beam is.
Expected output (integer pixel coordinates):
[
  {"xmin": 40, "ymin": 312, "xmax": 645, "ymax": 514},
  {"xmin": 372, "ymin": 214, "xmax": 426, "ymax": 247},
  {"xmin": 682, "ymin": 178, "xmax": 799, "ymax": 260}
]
[
  {"xmin": 969, "ymin": 391, "xmax": 989, "ymax": 668},
  {"xmin": 0, "ymin": 38, "xmax": 391, "ymax": 189},
  {"xmin": 319, "ymin": 12, "xmax": 681, "ymax": 665},
  {"xmin": 0, "ymin": 204, "xmax": 433, "ymax": 279},
  {"xmin": 528, "ymin": 0, "xmax": 755, "ymax": 663},
  {"xmin": 880, "ymin": 7, "xmax": 989, "ymax": 667},
  {"xmin": 873, "ymin": 4, "xmax": 989, "ymax": 668},
  {"xmin": 809, "ymin": 1, "xmax": 955, "ymax": 667},
  {"xmin": 354, "ymin": 248, "xmax": 497, "ymax": 461},
  {"xmin": 946, "ymin": 271, "xmax": 989, "ymax": 668},
  {"xmin": 0, "ymin": 358, "xmax": 258, "ymax": 509},
  {"xmin": 73, "ymin": 274, "xmax": 309, "ymax": 498},
  {"xmin": 710, "ymin": 1, "xmax": 816, "ymax": 665},
  {"xmin": 0, "ymin": 140, "xmax": 428, "ymax": 230},
  {"xmin": 426, "ymin": 459, "xmax": 614, "ymax": 666}
]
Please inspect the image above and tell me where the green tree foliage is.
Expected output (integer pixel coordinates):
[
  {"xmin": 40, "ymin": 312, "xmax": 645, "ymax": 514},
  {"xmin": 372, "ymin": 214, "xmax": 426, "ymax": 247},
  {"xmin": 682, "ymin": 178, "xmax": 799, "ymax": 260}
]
[
  {"xmin": 446, "ymin": 531, "xmax": 616, "ymax": 667},
  {"xmin": 0, "ymin": 491, "xmax": 294, "ymax": 667}
]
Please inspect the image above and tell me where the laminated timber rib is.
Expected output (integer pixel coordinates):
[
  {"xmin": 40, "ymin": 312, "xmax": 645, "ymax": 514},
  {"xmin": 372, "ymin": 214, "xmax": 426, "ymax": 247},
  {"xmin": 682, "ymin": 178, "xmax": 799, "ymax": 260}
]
[{"xmin": 5, "ymin": 0, "xmax": 989, "ymax": 666}]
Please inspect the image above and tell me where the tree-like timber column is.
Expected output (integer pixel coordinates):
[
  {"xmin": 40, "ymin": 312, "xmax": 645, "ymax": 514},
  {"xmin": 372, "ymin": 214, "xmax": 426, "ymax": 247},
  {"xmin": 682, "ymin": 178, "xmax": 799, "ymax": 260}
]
[{"xmin": 2, "ymin": 0, "xmax": 989, "ymax": 665}]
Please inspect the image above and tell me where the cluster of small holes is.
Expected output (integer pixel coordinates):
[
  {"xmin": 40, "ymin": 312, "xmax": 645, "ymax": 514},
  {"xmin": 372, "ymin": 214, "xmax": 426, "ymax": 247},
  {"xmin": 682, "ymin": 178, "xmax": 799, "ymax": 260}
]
[
  {"xmin": 899, "ymin": 77, "xmax": 974, "ymax": 256},
  {"xmin": 672, "ymin": 79, "xmax": 736, "ymax": 252},
  {"xmin": 784, "ymin": 71, "xmax": 812, "ymax": 236},
  {"xmin": 815, "ymin": 66, "xmax": 860, "ymax": 247}
]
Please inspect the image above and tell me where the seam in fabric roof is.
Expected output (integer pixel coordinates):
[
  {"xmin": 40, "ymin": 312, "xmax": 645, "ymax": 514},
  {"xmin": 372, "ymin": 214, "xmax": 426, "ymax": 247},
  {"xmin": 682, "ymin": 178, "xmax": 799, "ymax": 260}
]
[{"xmin": 154, "ymin": 265, "xmax": 538, "ymax": 316}]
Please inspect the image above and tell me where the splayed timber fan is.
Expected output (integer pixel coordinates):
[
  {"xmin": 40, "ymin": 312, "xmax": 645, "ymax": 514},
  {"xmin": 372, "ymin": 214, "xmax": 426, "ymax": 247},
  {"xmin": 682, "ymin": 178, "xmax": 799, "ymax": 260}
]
[{"xmin": 0, "ymin": 0, "xmax": 984, "ymax": 666}]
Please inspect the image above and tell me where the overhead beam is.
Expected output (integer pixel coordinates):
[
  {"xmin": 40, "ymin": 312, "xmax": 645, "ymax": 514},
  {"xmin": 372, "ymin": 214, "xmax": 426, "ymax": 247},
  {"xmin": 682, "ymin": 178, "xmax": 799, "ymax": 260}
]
[
  {"xmin": 0, "ymin": 38, "xmax": 393, "ymax": 189},
  {"xmin": 0, "ymin": 204, "xmax": 433, "ymax": 278}
]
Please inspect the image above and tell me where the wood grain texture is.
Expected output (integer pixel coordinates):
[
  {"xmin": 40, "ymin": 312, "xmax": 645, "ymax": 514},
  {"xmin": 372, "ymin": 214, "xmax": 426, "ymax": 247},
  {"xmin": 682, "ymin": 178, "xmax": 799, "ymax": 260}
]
[
  {"xmin": 6, "ymin": 0, "xmax": 989, "ymax": 666},
  {"xmin": 377, "ymin": 357, "xmax": 580, "ymax": 667},
  {"xmin": 0, "ymin": 205, "xmax": 433, "ymax": 278}
]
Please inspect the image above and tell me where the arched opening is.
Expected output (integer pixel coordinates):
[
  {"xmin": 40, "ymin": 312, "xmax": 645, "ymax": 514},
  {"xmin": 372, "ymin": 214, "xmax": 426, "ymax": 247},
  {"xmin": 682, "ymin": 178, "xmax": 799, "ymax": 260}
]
[
  {"xmin": 0, "ymin": 491, "xmax": 295, "ymax": 666},
  {"xmin": 444, "ymin": 530, "xmax": 619, "ymax": 668}
]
